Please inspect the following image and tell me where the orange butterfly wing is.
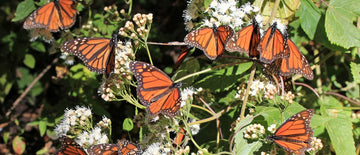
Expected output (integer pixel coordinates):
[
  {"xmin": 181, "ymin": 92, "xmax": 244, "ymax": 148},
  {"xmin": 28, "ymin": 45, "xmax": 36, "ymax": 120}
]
[
  {"xmin": 61, "ymin": 34, "xmax": 117, "ymax": 77},
  {"xmin": 87, "ymin": 143, "xmax": 119, "ymax": 155},
  {"xmin": 117, "ymin": 140, "xmax": 142, "ymax": 155},
  {"xmin": 23, "ymin": 0, "xmax": 77, "ymax": 32},
  {"xmin": 226, "ymin": 18, "xmax": 260, "ymax": 58},
  {"xmin": 285, "ymin": 38, "xmax": 314, "ymax": 80},
  {"xmin": 184, "ymin": 25, "xmax": 233, "ymax": 60},
  {"xmin": 129, "ymin": 61, "xmax": 182, "ymax": 117},
  {"xmin": 174, "ymin": 128, "xmax": 186, "ymax": 146},
  {"xmin": 174, "ymin": 46, "xmax": 190, "ymax": 70},
  {"xmin": 55, "ymin": 137, "xmax": 87, "ymax": 155},
  {"xmin": 259, "ymin": 23, "xmax": 288, "ymax": 63},
  {"xmin": 267, "ymin": 109, "xmax": 314, "ymax": 155}
]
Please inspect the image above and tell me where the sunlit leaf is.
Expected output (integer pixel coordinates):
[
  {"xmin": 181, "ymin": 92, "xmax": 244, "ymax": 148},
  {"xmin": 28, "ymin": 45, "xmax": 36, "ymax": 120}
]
[
  {"xmin": 23, "ymin": 54, "xmax": 35, "ymax": 69},
  {"xmin": 299, "ymin": 0, "xmax": 321, "ymax": 39},
  {"xmin": 12, "ymin": 0, "xmax": 35, "ymax": 22},
  {"xmin": 123, "ymin": 118, "xmax": 134, "ymax": 131},
  {"xmin": 12, "ymin": 136, "xmax": 26, "ymax": 154},
  {"xmin": 350, "ymin": 62, "xmax": 360, "ymax": 84},
  {"xmin": 325, "ymin": 0, "xmax": 360, "ymax": 48}
]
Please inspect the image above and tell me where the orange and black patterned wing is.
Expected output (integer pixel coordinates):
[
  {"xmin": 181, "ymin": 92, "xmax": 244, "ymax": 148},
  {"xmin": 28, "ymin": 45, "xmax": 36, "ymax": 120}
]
[
  {"xmin": 284, "ymin": 36, "xmax": 313, "ymax": 80},
  {"xmin": 61, "ymin": 34, "xmax": 117, "ymax": 77},
  {"xmin": 117, "ymin": 140, "xmax": 142, "ymax": 155},
  {"xmin": 129, "ymin": 61, "xmax": 182, "ymax": 117},
  {"xmin": 23, "ymin": 0, "xmax": 77, "ymax": 32},
  {"xmin": 259, "ymin": 22, "xmax": 288, "ymax": 63},
  {"xmin": 87, "ymin": 143, "xmax": 119, "ymax": 155},
  {"xmin": 184, "ymin": 25, "xmax": 233, "ymax": 60},
  {"xmin": 55, "ymin": 136, "xmax": 87, "ymax": 155},
  {"xmin": 226, "ymin": 18, "xmax": 260, "ymax": 58},
  {"xmin": 174, "ymin": 46, "xmax": 190, "ymax": 70},
  {"xmin": 267, "ymin": 109, "xmax": 314, "ymax": 155}
]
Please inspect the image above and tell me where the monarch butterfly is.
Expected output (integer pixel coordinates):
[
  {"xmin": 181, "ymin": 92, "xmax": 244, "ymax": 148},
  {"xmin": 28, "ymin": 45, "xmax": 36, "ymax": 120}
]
[
  {"xmin": 258, "ymin": 22, "xmax": 289, "ymax": 64},
  {"xmin": 283, "ymin": 33, "xmax": 314, "ymax": 80},
  {"xmin": 23, "ymin": 0, "xmax": 77, "ymax": 32},
  {"xmin": 184, "ymin": 25, "xmax": 233, "ymax": 60},
  {"xmin": 61, "ymin": 33, "xmax": 118, "ymax": 77},
  {"xmin": 225, "ymin": 18, "xmax": 261, "ymax": 58},
  {"xmin": 117, "ymin": 140, "xmax": 143, "ymax": 155},
  {"xmin": 87, "ymin": 140, "xmax": 142, "ymax": 155},
  {"xmin": 87, "ymin": 143, "xmax": 119, "ymax": 155},
  {"xmin": 174, "ymin": 128, "xmax": 186, "ymax": 146},
  {"xmin": 174, "ymin": 46, "xmax": 191, "ymax": 71},
  {"xmin": 55, "ymin": 136, "xmax": 86, "ymax": 155},
  {"xmin": 129, "ymin": 61, "xmax": 182, "ymax": 117},
  {"xmin": 262, "ymin": 58, "xmax": 293, "ymax": 92},
  {"xmin": 267, "ymin": 109, "xmax": 314, "ymax": 155}
]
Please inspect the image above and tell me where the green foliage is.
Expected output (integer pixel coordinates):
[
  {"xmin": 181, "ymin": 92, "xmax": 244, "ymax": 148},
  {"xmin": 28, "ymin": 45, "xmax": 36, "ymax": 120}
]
[
  {"xmin": 325, "ymin": 0, "xmax": 360, "ymax": 48},
  {"xmin": 2, "ymin": 0, "xmax": 360, "ymax": 154}
]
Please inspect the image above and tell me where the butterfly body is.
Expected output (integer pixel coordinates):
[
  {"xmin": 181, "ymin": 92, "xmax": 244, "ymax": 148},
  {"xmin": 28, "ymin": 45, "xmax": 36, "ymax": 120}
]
[
  {"xmin": 61, "ymin": 34, "xmax": 118, "ymax": 77},
  {"xmin": 184, "ymin": 25, "xmax": 233, "ymax": 60},
  {"xmin": 23, "ymin": 0, "xmax": 77, "ymax": 32},
  {"xmin": 225, "ymin": 18, "xmax": 261, "ymax": 58},
  {"xmin": 130, "ymin": 61, "xmax": 182, "ymax": 117},
  {"xmin": 267, "ymin": 109, "xmax": 314, "ymax": 155}
]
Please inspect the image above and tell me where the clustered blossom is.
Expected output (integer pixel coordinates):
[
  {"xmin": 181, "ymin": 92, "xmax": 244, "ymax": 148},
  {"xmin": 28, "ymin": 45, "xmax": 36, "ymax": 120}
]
[
  {"xmin": 351, "ymin": 112, "xmax": 360, "ymax": 119},
  {"xmin": 55, "ymin": 106, "xmax": 92, "ymax": 137},
  {"xmin": 280, "ymin": 91, "xmax": 295, "ymax": 103},
  {"xmin": 243, "ymin": 123, "xmax": 265, "ymax": 139},
  {"xmin": 190, "ymin": 148, "xmax": 209, "ymax": 155},
  {"xmin": 59, "ymin": 52, "xmax": 75, "ymax": 65},
  {"xmin": 183, "ymin": 0, "xmax": 261, "ymax": 30},
  {"xmin": 180, "ymin": 87, "xmax": 202, "ymax": 107},
  {"xmin": 115, "ymin": 40, "xmax": 135, "ymax": 77},
  {"xmin": 308, "ymin": 137, "xmax": 323, "ymax": 152},
  {"xmin": 235, "ymin": 79, "xmax": 277, "ymax": 101},
  {"xmin": 143, "ymin": 142, "xmax": 168, "ymax": 155},
  {"xmin": 76, "ymin": 127, "xmax": 109, "ymax": 147},
  {"xmin": 119, "ymin": 13, "xmax": 153, "ymax": 45},
  {"xmin": 267, "ymin": 124, "xmax": 277, "ymax": 133},
  {"xmin": 54, "ymin": 106, "xmax": 111, "ymax": 148},
  {"xmin": 174, "ymin": 146, "xmax": 190, "ymax": 155}
]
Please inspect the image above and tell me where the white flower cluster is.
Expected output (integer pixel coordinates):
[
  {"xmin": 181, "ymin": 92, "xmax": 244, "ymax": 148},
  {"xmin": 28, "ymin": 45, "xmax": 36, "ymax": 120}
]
[
  {"xmin": 55, "ymin": 106, "xmax": 92, "ymax": 137},
  {"xmin": 142, "ymin": 142, "xmax": 169, "ymax": 155},
  {"xmin": 243, "ymin": 123, "xmax": 265, "ymax": 139},
  {"xmin": 76, "ymin": 126, "xmax": 109, "ymax": 147},
  {"xmin": 351, "ymin": 112, "xmax": 360, "ymax": 119},
  {"xmin": 180, "ymin": 87, "xmax": 202, "ymax": 107},
  {"xmin": 308, "ymin": 137, "xmax": 323, "ymax": 152},
  {"xmin": 267, "ymin": 124, "xmax": 276, "ymax": 133},
  {"xmin": 183, "ymin": 0, "xmax": 261, "ymax": 30},
  {"xmin": 54, "ymin": 106, "xmax": 111, "ymax": 148},
  {"xmin": 114, "ymin": 41, "xmax": 134, "ymax": 77},
  {"xmin": 59, "ymin": 52, "xmax": 75, "ymax": 65},
  {"xmin": 98, "ymin": 82, "xmax": 116, "ymax": 101},
  {"xmin": 235, "ymin": 79, "xmax": 277, "ymax": 100},
  {"xmin": 119, "ymin": 13, "xmax": 153, "ymax": 44}
]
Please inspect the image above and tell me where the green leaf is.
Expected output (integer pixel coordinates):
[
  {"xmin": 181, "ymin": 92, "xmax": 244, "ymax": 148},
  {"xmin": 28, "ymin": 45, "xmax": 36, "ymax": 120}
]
[
  {"xmin": 350, "ymin": 62, "xmax": 360, "ymax": 83},
  {"xmin": 12, "ymin": 0, "xmax": 36, "ymax": 22},
  {"xmin": 233, "ymin": 115, "xmax": 262, "ymax": 154},
  {"xmin": 3, "ymin": 132, "xmax": 10, "ymax": 143},
  {"xmin": 12, "ymin": 136, "xmax": 26, "ymax": 154},
  {"xmin": 39, "ymin": 120, "xmax": 47, "ymax": 136},
  {"xmin": 23, "ymin": 54, "xmax": 35, "ymax": 69},
  {"xmin": 204, "ymin": 0, "xmax": 212, "ymax": 9},
  {"xmin": 123, "ymin": 118, "xmax": 134, "ymax": 131},
  {"xmin": 194, "ymin": 62, "xmax": 252, "ymax": 92},
  {"xmin": 30, "ymin": 41, "xmax": 46, "ymax": 52},
  {"xmin": 299, "ymin": 0, "xmax": 321, "ymax": 39},
  {"xmin": 325, "ymin": 0, "xmax": 360, "ymax": 48},
  {"xmin": 326, "ymin": 117, "xmax": 355, "ymax": 155},
  {"xmin": 0, "ymin": 74, "xmax": 13, "ymax": 103}
]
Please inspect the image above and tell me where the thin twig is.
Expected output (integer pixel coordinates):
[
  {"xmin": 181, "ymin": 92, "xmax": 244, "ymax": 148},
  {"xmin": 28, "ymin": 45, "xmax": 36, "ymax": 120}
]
[
  {"xmin": 294, "ymin": 82, "xmax": 320, "ymax": 98},
  {"xmin": 324, "ymin": 92, "xmax": 360, "ymax": 106},
  {"xmin": 6, "ymin": 58, "xmax": 59, "ymax": 118},
  {"xmin": 240, "ymin": 64, "xmax": 256, "ymax": 120}
]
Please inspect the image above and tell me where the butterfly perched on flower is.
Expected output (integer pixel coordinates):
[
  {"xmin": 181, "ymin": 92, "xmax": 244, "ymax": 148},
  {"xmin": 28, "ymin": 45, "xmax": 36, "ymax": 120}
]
[
  {"xmin": 184, "ymin": 25, "xmax": 233, "ymax": 60},
  {"xmin": 23, "ymin": 0, "xmax": 77, "ymax": 32},
  {"xmin": 87, "ymin": 140, "xmax": 142, "ymax": 155},
  {"xmin": 61, "ymin": 33, "xmax": 118, "ymax": 78},
  {"xmin": 225, "ymin": 18, "xmax": 261, "ymax": 58},
  {"xmin": 129, "ymin": 61, "xmax": 182, "ymax": 117},
  {"xmin": 267, "ymin": 109, "xmax": 314, "ymax": 155},
  {"xmin": 55, "ymin": 136, "xmax": 86, "ymax": 155}
]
